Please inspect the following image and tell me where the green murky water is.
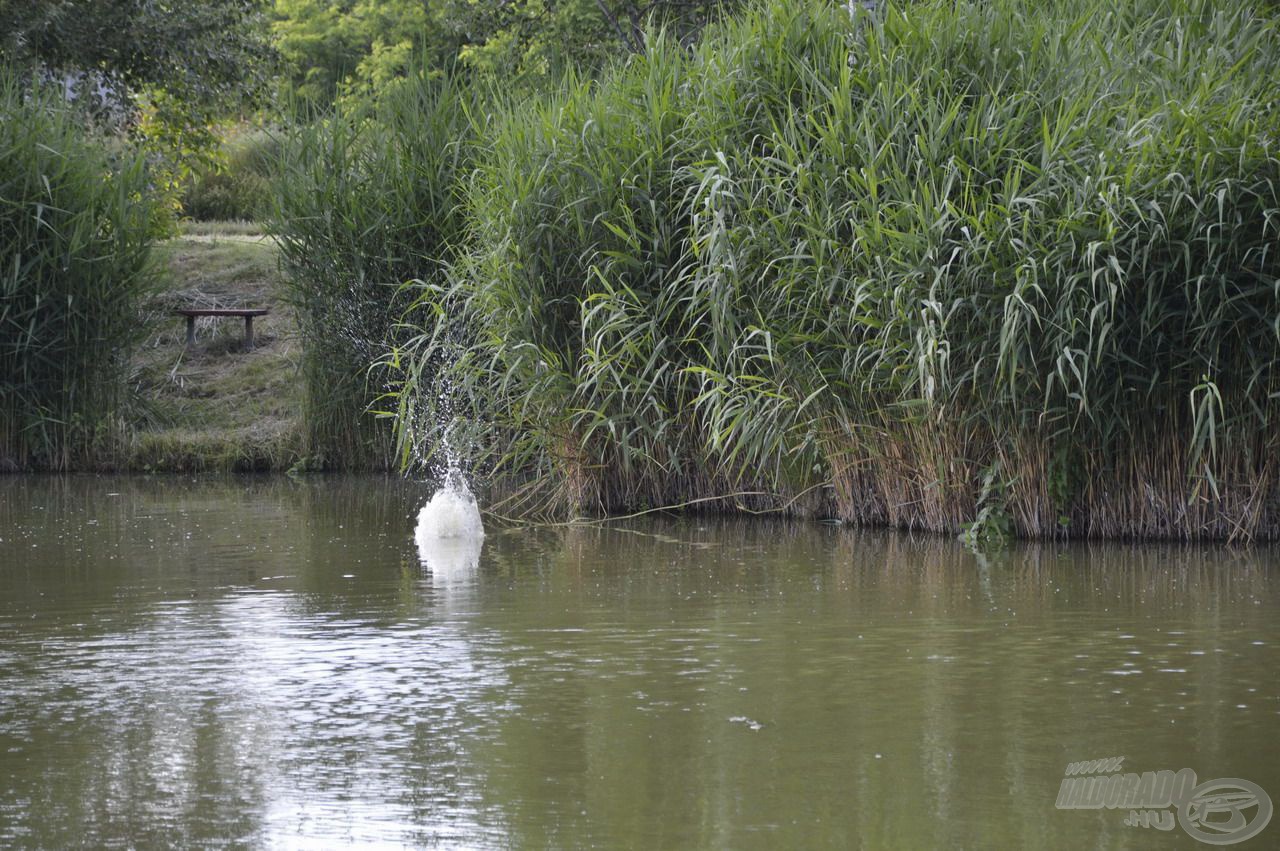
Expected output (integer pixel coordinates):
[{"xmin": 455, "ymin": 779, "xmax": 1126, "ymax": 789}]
[{"xmin": 1, "ymin": 476, "xmax": 1277, "ymax": 848}]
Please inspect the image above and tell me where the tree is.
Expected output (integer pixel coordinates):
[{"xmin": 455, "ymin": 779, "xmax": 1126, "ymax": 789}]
[
  {"xmin": 1, "ymin": 0, "xmax": 272, "ymax": 139},
  {"xmin": 0, "ymin": 0, "xmax": 275, "ymax": 129},
  {"xmin": 0, "ymin": 0, "xmax": 277, "ymax": 209},
  {"xmin": 270, "ymin": 0, "xmax": 742, "ymax": 108},
  {"xmin": 440, "ymin": 0, "xmax": 738, "ymax": 81},
  {"xmin": 272, "ymin": 0, "xmax": 445, "ymax": 106}
]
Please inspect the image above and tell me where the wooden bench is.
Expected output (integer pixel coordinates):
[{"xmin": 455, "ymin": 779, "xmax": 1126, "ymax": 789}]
[{"xmin": 175, "ymin": 308, "xmax": 270, "ymax": 348}]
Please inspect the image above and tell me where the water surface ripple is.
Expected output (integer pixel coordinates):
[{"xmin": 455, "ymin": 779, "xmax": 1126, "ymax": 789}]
[{"xmin": 1, "ymin": 477, "xmax": 1277, "ymax": 848}]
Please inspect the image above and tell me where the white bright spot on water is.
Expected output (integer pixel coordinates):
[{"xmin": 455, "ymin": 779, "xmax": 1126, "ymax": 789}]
[
  {"xmin": 415, "ymin": 473, "xmax": 485, "ymax": 580},
  {"xmin": 415, "ymin": 480, "xmax": 484, "ymax": 543}
]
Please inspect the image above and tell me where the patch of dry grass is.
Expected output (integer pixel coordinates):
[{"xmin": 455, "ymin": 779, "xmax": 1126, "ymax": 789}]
[{"xmin": 178, "ymin": 219, "xmax": 266, "ymax": 238}]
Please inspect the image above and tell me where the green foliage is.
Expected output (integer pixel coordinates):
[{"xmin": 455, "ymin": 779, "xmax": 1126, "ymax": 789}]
[
  {"xmin": 272, "ymin": 0, "xmax": 444, "ymax": 106},
  {"xmin": 0, "ymin": 77, "xmax": 160, "ymax": 470},
  {"xmin": 394, "ymin": 0, "xmax": 1280, "ymax": 539},
  {"xmin": 181, "ymin": 127, "xmax": 283, "ymax": 221},
  {"xmin": 1, "ymin": 0, "xmax": 276, "ymax": 218},
  {"xmin": 442, "ymin": 0, "xmax": 740, "ymax": 84},
  {"xmin": 0, "ymin": 0, "xmax": 274, "ymax": 132},
  {"xmin": 271, "ymin": 0, "xmax": 739, "ymax": 107},
  {"xmin": 272, "ymin": 72, "xmax": 478, "ymax": 470},
  {"xmin": 959, "ymin": 464, "xmax": 1014, "ymax": 551}
]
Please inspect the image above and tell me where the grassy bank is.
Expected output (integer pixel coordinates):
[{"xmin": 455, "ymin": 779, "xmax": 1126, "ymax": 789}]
[
  {"xmin": 377, "ymin": 0, "xmax": 1280, "ymax": 541},
  {"xmin": 129, "ymin": 231, "xmax": 303, "ymax": 472}
]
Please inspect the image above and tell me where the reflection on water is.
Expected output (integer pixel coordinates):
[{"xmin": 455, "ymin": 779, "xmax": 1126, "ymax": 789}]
[
  {"xmin": 1, "ymin": 476, "xmax": 1278, "ymax": 848},
  {"xmin": 418, "ymin": 534, "xmax": 485, "ymax": 586}
]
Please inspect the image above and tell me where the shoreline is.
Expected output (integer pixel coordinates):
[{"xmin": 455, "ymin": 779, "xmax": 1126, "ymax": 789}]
[{"xmin": 4, "ymin": 468, "xmax": 1277, "ymax": 545}]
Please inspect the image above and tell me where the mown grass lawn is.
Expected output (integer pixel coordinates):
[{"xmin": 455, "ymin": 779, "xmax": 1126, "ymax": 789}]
[{"xmin": 130, "ymin": 228, "xmax": 303, "ymax": 471}]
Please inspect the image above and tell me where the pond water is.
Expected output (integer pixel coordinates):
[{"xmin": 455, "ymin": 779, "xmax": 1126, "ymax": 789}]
[{"xmin": 1, "ymin": 476, "xmax": 1277, "ymax": 848}]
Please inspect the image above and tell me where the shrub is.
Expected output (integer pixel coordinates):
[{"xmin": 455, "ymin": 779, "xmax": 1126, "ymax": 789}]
[{"xmin": 181, "ymin": 126, "xmax": 281, "ymax": 222}]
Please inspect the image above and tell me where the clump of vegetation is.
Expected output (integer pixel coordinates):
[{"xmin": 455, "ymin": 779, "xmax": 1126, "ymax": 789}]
[
  {"xmin": 0, "ymin": 77, "xmax": 160, "ymax": 470},
  {"xmin": 394, "ymin": 0, "xmax": 1280, "ymax": 540},
  {"xmin": 181, "ymin": 126, "xmax": 282, "ymax": 222},
  {"xmin": 272, "ymin": 73, "xmax": 478, "ymax": 470},
  {"xmin": 1, "ymin": 0, "xmax": 276, "ymax": 211}
]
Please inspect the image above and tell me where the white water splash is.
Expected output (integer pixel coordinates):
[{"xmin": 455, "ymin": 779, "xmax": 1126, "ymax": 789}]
[
  {"xmin": 415, "ymin": 529, "xmax": 483, "ymax": 579},
  {"xmin": 414, "ymin": 448, "xmax": 484, "ymax": 578},
  {"xmin": 415, "ymin": 483, "xmax": 484, "ymax": 581},
  {"xmin": 415, "ymin": 479, "xmax": 484, "ymax": 542},
  {"xmin": 409, "ymin": 334, "xmax": 484, "ymax": 575}
]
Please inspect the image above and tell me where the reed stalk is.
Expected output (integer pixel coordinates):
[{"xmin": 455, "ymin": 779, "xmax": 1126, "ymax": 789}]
[{"xmin": 272, "ymin": 71, "xmax": 479, "ymax": 470}]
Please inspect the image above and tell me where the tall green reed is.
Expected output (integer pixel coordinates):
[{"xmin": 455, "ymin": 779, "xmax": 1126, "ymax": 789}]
[
  {"xmin": 272, "ymin": 72, "xmax": 479, "ymax": 471},
  {"xmin": 394, "ymin": 0, "xmax": 1280, "ymax": 539},
  {"xmin": 0, "ymin": 75, "xmax": 159, "ymax": 470}
]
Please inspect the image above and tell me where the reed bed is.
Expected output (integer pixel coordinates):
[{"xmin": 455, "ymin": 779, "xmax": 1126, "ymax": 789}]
[
  {"xmin": 387, "ymin": 0, "xmax": 1280, "ymax": 541},
  {"xmin": 272, "ymin": 73, "xmax": 479, "ymax": 471},
  {"xmin": 0, "ymin": 77, "xmax": 159, "ymax": 470}
]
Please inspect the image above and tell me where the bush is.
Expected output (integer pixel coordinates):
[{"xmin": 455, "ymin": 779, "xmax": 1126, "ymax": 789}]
[
  {"xmin": 0, "ymin": 76, "xmax": 160, "ymax": 470},
  {"xmin": 401, "ymin": 0, "xmax": 1280, "ymax": 539},
  {"xmin": 272, "ymin": 73, "xmax": 479, "ymax": 471},
  {"xmin": 181, "ymin": 126, "xmax": 281, "ymax": 222}
]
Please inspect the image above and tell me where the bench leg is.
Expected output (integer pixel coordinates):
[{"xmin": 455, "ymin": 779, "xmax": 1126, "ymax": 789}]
[
  {"xmin": 186, "ymin": 315, "xmax": 196, "ymax": 346},
  {"xmin": 245, "ymin": 315, "xmax": 254, "ymax": 349}
]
